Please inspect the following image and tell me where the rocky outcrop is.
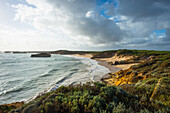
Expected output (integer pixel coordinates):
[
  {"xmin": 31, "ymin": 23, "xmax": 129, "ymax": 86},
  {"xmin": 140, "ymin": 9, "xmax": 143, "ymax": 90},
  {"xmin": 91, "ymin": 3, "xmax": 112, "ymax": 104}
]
[{"xmin": 31, "ymin": 53, "xmax": 51, "ymax": 57}]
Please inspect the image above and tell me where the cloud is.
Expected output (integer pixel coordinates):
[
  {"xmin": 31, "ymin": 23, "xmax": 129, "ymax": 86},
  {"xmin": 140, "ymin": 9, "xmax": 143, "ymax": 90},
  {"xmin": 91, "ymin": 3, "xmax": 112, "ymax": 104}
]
[
  {"xmin": 119, "ymin": 0, "xmax": 170, "ymax": 20},
  {"xmin": 86, "ymin": 11, "xmax": 95, "ymax": 18},
  {"xmin": 116, "ymin": 0, "xmax": 170, "ymax": 49},
  {"xmin": 10, "ymin": 0, "xmax": 170, "ymax": 50},
  {"xmin": 0, "ymin": 24, "xmax": 79, "ymax": 51},
  {"xmin": 12, "ymin": 0, "xmax": 126, "ymax": 46}
]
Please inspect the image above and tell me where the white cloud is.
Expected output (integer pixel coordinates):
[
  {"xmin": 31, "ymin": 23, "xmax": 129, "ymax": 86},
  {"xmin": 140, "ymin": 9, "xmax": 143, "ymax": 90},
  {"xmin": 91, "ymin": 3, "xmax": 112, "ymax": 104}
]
[
  {"xmin": 0, "ymin": 0, "xmax": 170, "ymax": 51},
  {"xmin": 12, "ymin": 0, "xmax": 125, "ymax": 46},
  {"xmin": 85, "ymin": 11, "xmax": 95, "ymax": 18},
  {"xmin": 0, "ymin": 24, "xmax": 77, "ymax": 51}
]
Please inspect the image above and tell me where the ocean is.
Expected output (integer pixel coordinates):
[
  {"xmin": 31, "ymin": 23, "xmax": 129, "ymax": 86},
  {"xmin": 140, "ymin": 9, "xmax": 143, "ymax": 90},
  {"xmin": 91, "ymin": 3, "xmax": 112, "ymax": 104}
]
[{"xmin": 0, "ymin": 53, "xmax": 109, "ymax": 105}]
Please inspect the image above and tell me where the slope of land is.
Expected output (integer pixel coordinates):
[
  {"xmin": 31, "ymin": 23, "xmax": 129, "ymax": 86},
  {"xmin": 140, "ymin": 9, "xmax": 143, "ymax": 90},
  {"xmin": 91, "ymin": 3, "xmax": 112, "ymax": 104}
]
[
  {"xmin": 9, "ymin": 83, "xmax": 169, "ymax": 113},
  {"xmin": 102, "ymin": 50, "xmax": 170, "ymax": 108},
  {"xmin": 0, "ymin": 49, "xmax": 170, "ymax": 113}
]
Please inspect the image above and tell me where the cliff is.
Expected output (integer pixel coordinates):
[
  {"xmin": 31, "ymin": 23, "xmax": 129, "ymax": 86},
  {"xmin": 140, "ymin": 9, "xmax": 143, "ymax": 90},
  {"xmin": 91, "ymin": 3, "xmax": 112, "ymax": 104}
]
[{"xmin": 103, "ymin": 51, "xmax": 170, "ymax": 107}]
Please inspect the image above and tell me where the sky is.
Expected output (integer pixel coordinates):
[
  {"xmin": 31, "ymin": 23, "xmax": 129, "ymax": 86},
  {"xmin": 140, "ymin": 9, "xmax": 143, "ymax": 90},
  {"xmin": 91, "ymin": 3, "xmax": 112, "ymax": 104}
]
[{"xmin": 0, "ymin": 0, "xmax": 170, "ymax": 51}]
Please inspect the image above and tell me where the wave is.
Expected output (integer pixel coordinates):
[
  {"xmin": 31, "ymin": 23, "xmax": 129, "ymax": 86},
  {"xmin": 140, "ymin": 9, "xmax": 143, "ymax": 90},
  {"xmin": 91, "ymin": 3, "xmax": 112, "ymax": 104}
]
[
  {"xmin": 0, "ymin": 87, "xmax": 24, "ymax": 96},
  {"xmin": 0, "ymin": 60, "xmax": 23, "ymax": 65},
  {"xmin": 70, "ymin": 69, "xmax": 79, "ymax": 72},
  {"xmin": 48, "ymin": 69, "xmax": 59, "ymax": 73},
  {"xmin": 40, "ymin": 73, "xmax": 53, "ymax": 77},
  {"xmin": 0, "ymin": 61, "xmax": 15, "ymax": 64},
  {"xmin": 56, "ymin": 72, "xmax": 74, "ymax": 84},
  {"xmin": 40, "ymin": 68, "xmax": 60, "ymax": 77},
  {"xmin": 25, "ymin": 72, "xmax": 76, "ymax": 103},
  {"xmin": 89, "ymin": 64, "xmax": 98, "ymax": 74},
  {"xmin": 0, "ymin": 54, "xmax": 110, "ymax": 105},
  {"xmin": 20, "ymin": 65, "xmax": 50, "ymax": 72},
  {"xmin": 0, "ymin": 73, "xmax": 11, "ymax": 79},
  {"xmin": 7, "ymin": 79, "xmax": 22, "ymax": 85},
  {"xmin": 72, "ymin": 62, "xmax": 82, "ymax": 66}
]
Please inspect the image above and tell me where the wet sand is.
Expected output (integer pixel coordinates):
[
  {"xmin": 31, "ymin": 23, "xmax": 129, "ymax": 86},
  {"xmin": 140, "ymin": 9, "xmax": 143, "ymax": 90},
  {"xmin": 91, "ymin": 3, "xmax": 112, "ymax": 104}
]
[
  {"xmin": 71, "ymin": 53, "xmax": 138, "ymax": 72},
  {"xmin": 71, "ymin": 54, "xmax": 139, "ymax": 81},
  {"xmin": 97, "ymin": 60, "xmax": 121, "ymax": 73}
]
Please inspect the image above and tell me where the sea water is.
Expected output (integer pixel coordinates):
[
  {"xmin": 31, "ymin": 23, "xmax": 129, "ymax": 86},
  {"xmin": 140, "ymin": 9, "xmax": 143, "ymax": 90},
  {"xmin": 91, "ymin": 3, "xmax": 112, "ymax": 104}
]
[{"xmin": 0, "ymin": 53, "xmax": 109, "ymax": 105}]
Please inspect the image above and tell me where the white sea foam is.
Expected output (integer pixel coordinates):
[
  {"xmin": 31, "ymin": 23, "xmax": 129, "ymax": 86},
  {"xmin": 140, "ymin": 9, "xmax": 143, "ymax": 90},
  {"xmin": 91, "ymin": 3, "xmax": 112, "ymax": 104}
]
[
  {"xmin": 63, "ymin": 55, "xmax": 110, "ymax": 82},
  {"xmin": 0, "ymin": 54, "xmax": 110, "ymax": 105}
]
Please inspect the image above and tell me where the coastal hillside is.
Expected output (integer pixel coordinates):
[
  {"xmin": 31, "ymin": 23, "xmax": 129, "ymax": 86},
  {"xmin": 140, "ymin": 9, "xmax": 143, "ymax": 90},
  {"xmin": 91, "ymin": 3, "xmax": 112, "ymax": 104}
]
[
  {"xmin": 0, "ymin": 50, "xmax": 170, "ymax": 113},
  {"xmin": 1, "ymin": 0, "xmax": 170, "ymax": 112},
  {"xmin": 102, "ymin": 50, "xmax": 170, "ymax": 108},
  {"xmin": 9, "ymin": 83, "xmax": 169, "ymax": 113}
]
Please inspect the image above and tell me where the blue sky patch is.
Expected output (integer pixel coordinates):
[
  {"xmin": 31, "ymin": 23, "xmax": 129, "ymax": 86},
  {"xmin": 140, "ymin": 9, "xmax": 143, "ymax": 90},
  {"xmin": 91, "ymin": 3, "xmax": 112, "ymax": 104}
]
[
  {"xmin": 95, "ymin": 0, "xmax": 120, "ymax": 23},
  {"xmin": 151, "ymin": 29, "xmax": 166, "ymax": 39},
  {"xmin": 7, "ymin": 0, "xmax": 36, "ymax": 8}
]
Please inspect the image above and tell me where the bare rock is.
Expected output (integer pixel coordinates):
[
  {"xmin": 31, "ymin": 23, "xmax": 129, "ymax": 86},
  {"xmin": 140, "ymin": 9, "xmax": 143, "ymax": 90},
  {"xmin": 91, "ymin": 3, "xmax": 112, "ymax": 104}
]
[{"xmin": 31, "ymin": 53, "xmax": 51, "ymax": 57}]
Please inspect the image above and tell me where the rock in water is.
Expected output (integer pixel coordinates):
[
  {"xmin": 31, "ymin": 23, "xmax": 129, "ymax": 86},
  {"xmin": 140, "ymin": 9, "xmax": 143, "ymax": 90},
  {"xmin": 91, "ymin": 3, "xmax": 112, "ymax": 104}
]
[{"xmin": 31, "ymin": 53, "xmax": 51, "ymax": 57}]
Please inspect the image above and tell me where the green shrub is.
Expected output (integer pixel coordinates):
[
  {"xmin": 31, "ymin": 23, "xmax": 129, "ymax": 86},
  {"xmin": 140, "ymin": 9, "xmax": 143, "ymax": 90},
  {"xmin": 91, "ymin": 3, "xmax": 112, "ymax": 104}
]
[
  {"xmin": 10, "ymin": 82, "xmax": 169, "ymax": 113},
  {"xmin": 71, "ymin": 106, "xmax": 80, "ymax": 113},
  {"xmin": 112, "ymin": 102, "xmax": 126, "ymax": 113},
  {"xmin": 44, "ymin": 102, "xmax": 54, "ymax": 113}
]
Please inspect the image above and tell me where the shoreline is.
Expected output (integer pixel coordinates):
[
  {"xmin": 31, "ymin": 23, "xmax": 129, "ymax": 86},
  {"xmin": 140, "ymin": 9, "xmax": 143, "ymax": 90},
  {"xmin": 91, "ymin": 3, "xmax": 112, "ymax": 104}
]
[
  {"xmin": 72, "ymin": 53, "xmax": 138, "ymax": 72},
  {"xmin": 71, "ymin": 54, "xmax": 121, "ymax": 72},
  {"xmin": 96, "ymin": 60, "xmax": 121, "ymax": 73},
  {"xmin": 67, "ymin": 55, "xmax": 110, "ymax": 82},
  {"xmin": 0, "ymin": 53, "xmax": 137, "ymax": 107},
  {"xmin": 23, "ymin": 54, "xmax": 112, "ymax": 104},
  {"xmin": 1, "ymin": 54, "xmax": 106, "ymax": 106},
  {"xmin": 70, "ymin": 54, "xmax": 139, "ymax": 81}
]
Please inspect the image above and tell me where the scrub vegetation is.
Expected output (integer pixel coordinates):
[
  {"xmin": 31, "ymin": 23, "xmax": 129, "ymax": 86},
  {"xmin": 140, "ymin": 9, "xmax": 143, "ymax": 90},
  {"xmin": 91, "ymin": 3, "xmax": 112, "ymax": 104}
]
[{"xmin": 0, "ymin": 49, "xmax": 170, "ymax": 113}]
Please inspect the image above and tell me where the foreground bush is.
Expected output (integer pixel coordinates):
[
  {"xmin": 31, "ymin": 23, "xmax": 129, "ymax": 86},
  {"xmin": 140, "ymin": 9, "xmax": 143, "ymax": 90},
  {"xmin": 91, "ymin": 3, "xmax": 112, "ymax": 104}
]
[{"xmin": 10, "ymin": 82, "xmax": 169, "ymax": 113}]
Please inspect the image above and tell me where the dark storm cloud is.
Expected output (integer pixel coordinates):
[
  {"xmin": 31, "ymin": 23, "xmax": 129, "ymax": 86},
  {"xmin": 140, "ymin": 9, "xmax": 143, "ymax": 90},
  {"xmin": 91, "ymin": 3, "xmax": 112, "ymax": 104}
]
[
  {"xmin": 67, "ymin": 17, "xmax": 125, "ymax": 44},
  {"xmin": 49, "ymin": 0, "xmax": 96, "ymax": 15},
  {"xmin": 119, "ymin": 0, "xmax": 170, "ymax": 20},
  {"xmin": 13, "ymin": 0, "xmax": 170, "ymax": 50},
  {"xmin": 46, "ymin": 0, "xmax": 125, "ymax": 44},
  {"xmin": 115, "ymin": 0, "xmax": 170, "ymax": 50},
  {"xmin": 48, "ymin": 0, "xmax": 170, "ymax": 48}
]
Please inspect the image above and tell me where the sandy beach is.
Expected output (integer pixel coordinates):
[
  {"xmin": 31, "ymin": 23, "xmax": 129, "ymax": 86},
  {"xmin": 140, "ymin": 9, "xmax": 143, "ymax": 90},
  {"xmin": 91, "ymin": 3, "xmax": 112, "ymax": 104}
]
[
  {"xmin": 71, "ymin": 54, "xmax": 93, "ymax": 58},
  {"xmin": 96, "ymin": 60, "xmax": 121, "ymax": 73},
  {"xmin": 71, "ymin": 53, "xmax": 138, "ymax": 73}
]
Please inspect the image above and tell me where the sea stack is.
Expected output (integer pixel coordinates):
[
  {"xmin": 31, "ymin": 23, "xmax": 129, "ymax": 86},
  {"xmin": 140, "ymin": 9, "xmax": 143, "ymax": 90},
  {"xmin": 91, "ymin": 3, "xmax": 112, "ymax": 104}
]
[{"xmin": 31, "ymin": 53, "xmax": 51, "ymax": 57}]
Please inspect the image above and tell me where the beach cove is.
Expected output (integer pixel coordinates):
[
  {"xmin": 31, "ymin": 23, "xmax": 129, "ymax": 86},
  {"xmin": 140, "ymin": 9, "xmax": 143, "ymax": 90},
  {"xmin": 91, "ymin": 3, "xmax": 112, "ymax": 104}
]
[
  {"xmin": 0, "ymin": 53, "xmax": 111, "ymax": 105},
  {"xmin": 0, "ymin": 52, "xmax": 137, "ymax": 105}
]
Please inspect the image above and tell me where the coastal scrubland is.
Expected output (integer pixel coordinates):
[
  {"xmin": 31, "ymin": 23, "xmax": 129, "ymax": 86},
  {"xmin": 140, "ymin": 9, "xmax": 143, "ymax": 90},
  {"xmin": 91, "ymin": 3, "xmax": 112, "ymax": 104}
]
[
  {"xmin": 0, "ymin": 49, "xmax": 169, "ymax": 113},
  {"xmin": 8, "ymin": 83, "xmax": 170, "ymax": 113},
  {"xmin": 103, "ymin": 50, "xmax": 170, "ymax": 108}
]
